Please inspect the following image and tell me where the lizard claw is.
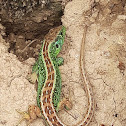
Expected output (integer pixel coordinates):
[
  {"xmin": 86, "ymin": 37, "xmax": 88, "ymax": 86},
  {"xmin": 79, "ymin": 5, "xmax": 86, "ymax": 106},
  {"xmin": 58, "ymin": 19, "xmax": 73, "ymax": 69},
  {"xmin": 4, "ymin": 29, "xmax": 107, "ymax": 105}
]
[
  {"xmin": 16, "ymin": 105, "xmax": 42, "ymax": 126},
  {"xmin": 27, "ymin": 72, "xmax": 38, "ymax": 84},
  {"xmin": 16, "ymin": 109, "xmax": 30, "ymax": 126}
]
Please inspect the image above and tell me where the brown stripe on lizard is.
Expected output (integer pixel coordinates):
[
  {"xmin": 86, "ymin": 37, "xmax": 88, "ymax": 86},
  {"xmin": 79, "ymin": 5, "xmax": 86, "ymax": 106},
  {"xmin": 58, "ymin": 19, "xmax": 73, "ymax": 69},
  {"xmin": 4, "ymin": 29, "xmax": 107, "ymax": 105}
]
[{"xmin": 40, "ymin": 38, "xmax": 64, "ymax": 126}]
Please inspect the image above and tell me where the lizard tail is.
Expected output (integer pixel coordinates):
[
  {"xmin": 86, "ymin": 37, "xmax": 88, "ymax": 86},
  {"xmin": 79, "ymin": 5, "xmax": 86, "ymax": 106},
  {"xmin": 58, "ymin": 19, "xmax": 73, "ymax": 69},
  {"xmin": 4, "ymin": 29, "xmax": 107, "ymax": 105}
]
[{"xmin": 78, "ymin": 26, "xmax": 94, "ymax": 126}]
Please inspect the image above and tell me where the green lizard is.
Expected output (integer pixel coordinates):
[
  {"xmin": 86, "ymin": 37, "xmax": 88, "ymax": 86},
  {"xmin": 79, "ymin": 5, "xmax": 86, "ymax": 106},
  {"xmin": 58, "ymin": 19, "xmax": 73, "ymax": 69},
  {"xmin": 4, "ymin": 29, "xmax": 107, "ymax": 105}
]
[{"xmin": 17, "ymin": 26, "xmax": 94, "ymax": 126}]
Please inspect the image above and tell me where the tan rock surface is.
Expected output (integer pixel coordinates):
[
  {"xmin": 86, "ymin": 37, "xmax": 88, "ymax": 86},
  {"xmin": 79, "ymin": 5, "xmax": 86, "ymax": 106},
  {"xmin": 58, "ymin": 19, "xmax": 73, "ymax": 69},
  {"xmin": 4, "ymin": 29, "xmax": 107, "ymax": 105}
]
[{"xmin": 0, "ymin": 0, "xmax": 126, "ymax": 126}]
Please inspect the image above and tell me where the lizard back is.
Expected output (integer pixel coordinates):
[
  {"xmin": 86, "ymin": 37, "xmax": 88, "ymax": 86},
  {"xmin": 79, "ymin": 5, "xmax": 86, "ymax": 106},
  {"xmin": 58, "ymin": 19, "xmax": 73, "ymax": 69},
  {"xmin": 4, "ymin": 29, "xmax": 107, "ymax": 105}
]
[{"xmin": 40, "ymin": 26, "xmax": 66, "ymax": 126}]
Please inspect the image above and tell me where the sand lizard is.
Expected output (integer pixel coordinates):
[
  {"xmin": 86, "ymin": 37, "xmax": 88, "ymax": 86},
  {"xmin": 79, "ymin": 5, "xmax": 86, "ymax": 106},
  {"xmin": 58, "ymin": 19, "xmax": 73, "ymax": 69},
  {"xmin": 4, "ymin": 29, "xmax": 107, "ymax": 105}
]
[{"xmin": 17, "ymin": 26, "xmax": 94, "ymax": 126}]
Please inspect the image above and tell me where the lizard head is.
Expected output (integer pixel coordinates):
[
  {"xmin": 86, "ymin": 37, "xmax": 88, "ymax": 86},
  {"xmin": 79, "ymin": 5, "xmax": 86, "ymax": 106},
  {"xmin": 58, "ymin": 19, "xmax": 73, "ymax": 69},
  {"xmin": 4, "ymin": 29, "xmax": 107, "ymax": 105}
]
[{"xmin": 49, "ymin": 26, "xmax": 66, "ymax": 57}]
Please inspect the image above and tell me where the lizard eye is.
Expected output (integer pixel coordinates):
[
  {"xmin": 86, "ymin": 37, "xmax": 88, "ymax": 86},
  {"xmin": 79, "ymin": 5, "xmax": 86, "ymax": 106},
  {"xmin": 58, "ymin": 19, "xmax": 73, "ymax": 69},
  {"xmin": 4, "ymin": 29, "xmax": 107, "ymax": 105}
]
[{"xmin": 56, "ymin": 44, "xmax": 59, "ymax": 48}]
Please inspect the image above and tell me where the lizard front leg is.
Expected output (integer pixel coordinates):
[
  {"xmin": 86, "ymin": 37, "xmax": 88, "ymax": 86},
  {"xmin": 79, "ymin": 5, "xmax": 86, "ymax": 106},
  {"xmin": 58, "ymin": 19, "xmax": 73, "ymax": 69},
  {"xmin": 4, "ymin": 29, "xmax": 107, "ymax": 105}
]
[{"xmin": 56, "ymin": 57, "xmax": 64, "ymax": 66}]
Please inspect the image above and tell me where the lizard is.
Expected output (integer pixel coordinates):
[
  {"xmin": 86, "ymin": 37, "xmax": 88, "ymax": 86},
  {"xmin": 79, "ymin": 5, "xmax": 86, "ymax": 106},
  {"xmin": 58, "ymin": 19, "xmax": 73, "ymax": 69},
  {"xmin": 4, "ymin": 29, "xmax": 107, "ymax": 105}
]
[{"xmin": 17, "ymin": 25, "xmax": 94, "ymax": 126}]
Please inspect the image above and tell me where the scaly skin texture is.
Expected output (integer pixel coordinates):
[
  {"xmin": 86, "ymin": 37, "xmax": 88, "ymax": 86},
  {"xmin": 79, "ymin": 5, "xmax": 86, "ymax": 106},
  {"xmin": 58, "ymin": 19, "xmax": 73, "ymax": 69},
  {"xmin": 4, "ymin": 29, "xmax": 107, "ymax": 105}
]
[
  {"xmin": 17, "ymin": 26, "xmax": 94, "ymax": 126},
  {"xmin": 39, "ymin": 26, "xmax": 65, "ymax": 126},
  {"xmin": 30, "ymin": 26, "xmax": 66, "ymax": 126}
]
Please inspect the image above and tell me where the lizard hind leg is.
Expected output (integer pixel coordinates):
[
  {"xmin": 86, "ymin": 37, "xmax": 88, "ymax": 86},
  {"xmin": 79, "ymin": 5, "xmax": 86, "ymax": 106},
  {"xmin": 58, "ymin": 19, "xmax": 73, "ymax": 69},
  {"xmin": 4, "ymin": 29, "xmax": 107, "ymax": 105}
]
[
  {"xmin": 16, "ymin": 105, "xmax": 41, "ymax": 126},
  {"xmin": 56, "ymin": 98, "xmax": 73, "ymax": 112}
]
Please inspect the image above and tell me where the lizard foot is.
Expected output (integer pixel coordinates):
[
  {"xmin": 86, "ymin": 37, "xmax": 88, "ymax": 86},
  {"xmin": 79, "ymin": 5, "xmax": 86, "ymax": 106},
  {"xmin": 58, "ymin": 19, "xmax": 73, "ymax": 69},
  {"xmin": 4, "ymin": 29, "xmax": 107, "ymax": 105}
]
[
  {"xmin": 57, "ymin": 98, "xmax": 73, "ymax": 111},
  {"xmin": 27, "ymin": 72, "xmax": 38, "ymax": 91},
  {"xmin": 27, "ymin": 72, "xmax": 38, "ymax": 84},
  {"xmin": 16, "ymin": 105, "xmax": 41, "ymax": 126}
]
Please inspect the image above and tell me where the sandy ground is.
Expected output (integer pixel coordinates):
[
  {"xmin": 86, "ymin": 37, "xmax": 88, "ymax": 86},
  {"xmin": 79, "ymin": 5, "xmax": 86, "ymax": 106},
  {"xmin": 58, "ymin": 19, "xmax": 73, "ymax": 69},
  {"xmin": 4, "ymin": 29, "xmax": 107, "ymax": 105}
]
[{"xmin": 0, "ymin": 0, "xmax": 126, "ymax": 126}]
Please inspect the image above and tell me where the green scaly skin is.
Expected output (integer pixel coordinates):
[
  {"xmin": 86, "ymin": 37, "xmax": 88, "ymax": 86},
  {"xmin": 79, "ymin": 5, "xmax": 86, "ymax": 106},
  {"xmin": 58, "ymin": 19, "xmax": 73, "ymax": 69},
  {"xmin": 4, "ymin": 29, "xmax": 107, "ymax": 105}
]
[{"xmin": 31, "ymin": 26, "xmax": 66, "ymax": 112}]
